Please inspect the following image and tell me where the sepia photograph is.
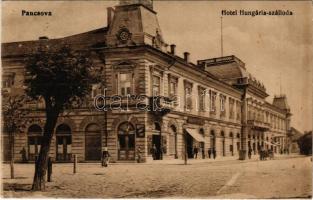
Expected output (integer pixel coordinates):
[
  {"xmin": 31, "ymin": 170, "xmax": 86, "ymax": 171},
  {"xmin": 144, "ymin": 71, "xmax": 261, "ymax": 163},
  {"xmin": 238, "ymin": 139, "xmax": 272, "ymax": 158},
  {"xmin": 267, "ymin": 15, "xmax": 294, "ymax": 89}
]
[{"xmin": 1, "ymin": 0, "xmax": 312, "ymax": 198}]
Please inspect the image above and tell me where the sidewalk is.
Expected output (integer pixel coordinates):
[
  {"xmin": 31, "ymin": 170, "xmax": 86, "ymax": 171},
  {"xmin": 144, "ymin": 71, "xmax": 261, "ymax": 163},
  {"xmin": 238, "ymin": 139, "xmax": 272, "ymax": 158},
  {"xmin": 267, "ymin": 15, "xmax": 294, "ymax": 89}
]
[{"xmin": 143, "ymin": 153, "xmax": 306, "ymax": 165}]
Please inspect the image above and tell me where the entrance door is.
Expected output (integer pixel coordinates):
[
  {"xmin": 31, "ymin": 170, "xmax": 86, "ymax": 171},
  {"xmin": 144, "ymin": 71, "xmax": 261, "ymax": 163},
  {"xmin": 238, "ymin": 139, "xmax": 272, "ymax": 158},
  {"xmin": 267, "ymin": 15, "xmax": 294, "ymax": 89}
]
[
  {"xmin": 152, "ymin": 135, "xmax": 162, "ymax": 160},
  {"xmin": 186, "ymin": 133, "xmax": 193, "ymax": 158},
  {"xmin": 118, "ymin": 122, "xmax": 135, "ymax": 161},
  {"xmin": 85, "ymin": 124, "xmax": 102, "ymax": 161}
]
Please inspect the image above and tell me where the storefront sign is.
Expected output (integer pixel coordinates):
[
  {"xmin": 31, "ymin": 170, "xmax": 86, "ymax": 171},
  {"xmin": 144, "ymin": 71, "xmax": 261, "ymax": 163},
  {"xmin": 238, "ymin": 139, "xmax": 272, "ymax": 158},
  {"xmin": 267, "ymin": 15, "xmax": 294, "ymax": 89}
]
[
  {"xmin": 187, "ymin": 117, "xmax": 205, "ymax": 125},
  {"xmin": 136, "ymin": 124, "xmax": 145, "ymax": 138}
]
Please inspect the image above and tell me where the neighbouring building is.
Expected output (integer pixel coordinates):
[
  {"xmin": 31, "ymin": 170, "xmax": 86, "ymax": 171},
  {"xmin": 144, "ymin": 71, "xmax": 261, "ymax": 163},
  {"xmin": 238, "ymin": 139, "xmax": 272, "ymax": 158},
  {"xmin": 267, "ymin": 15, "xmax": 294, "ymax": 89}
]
[
  {"xmin": 2, "ymin": 0, "xmax": 292, "ymax": 162},
  {"xmin": 289, "ymin": 127, "xmax": 303, "ymax": 153}
]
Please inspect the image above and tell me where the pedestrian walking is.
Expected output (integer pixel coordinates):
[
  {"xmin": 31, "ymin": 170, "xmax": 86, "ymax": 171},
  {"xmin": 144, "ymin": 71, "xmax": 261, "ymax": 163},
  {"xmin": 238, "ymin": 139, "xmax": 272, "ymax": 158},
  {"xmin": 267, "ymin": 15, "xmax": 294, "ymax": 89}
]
[
  {"xmin": 213, "ymin": 148, "xmax": 216, "ymax": 159},
  {"xmin": 201, "ymin": 147, "xmax": 205, "ymax": 159},
  {"xmin": 102, "ymin": 147, "xmax": 110, "ymax": 167},
  {"xmin": 208, "ymin": 148, "xmax": 212, "ymax": 159},
  {"xmin": 151, "ymin": 144, "xmax": 157, "ymax": 160},
  {"xmin": 20, "ymin": 147, "xmax": 27, "ymax": 163},
  {"xmin": 136, "ymin": 146, "xmax": 142, "ymax": 163},
  {"xmin": 193, "ymin": 146, "xmax": 198, "ymax": 159},
  {"xmin": 248, "ymin": 148, "xmax": 252, "ymax": 159}
]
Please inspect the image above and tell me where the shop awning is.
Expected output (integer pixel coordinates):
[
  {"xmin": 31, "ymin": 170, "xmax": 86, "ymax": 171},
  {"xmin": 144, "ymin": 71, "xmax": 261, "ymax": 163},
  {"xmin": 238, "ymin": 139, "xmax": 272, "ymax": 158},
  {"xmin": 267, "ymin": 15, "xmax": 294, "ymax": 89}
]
[{"xmin": 185, "ymin": 128, "xmax": 205, "ymax": 142}]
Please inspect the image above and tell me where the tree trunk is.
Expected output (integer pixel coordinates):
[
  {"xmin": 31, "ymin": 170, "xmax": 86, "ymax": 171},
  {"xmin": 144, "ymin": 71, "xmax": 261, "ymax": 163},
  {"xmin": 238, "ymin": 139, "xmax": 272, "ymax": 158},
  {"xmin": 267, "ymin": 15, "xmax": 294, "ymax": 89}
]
[
  {"xmin": 10, "ymin": 132, "xmax": 14, "ymax": 179},
  {"xmin": 32, "ymin": 109, "xmax": 60, "ymax": 191}
]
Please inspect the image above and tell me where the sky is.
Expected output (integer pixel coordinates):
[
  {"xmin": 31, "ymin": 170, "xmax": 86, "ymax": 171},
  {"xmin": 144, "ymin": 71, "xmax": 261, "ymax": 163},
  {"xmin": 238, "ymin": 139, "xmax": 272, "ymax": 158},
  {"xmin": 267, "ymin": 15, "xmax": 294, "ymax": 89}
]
[{"xmin": 2, "ymin": 1, "xmax": 312, "ymax": 132}]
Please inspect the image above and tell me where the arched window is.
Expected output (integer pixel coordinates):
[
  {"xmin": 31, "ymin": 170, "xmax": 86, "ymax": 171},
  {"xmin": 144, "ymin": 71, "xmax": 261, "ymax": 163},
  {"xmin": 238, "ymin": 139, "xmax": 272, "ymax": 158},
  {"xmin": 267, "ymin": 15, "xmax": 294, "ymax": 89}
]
[
  {"xmin": 221, "ymin": 131, "xmax": 225, "ymax": 138},
  {"xmin": 154, "ymin": 122, "xmax": 161, "ymax": 132},
  {"xmin": 85, "ymin": 123, "xmax": 101, "ymax": 161},
  {"xmin": 28, "ymin": 125, "xmax": 42, "ymax": 134},
  {"xmin": 236, "ymin": 133, "xmax": 240, "ymax": 138},
  {"xmin": 118, "ymin": 122, "xmax": 135, "ymax": 160},
  {"xmin": 200, "ymin": 128, "xmax": 205, "ymax": 136},
  {"xmin": 56, "ymin": 124, "xmax": 72, "ymax": 161},
  {"xmin": 28, "ymin": 125, "xmax": 42, "ymax": 161},
  {"xmin": 229, "ymin": 132, "xmax": 233, "ymax": 138},
  {"xmin": 56, "ymin": 124, "xmax": 71, "ymax": 135}
]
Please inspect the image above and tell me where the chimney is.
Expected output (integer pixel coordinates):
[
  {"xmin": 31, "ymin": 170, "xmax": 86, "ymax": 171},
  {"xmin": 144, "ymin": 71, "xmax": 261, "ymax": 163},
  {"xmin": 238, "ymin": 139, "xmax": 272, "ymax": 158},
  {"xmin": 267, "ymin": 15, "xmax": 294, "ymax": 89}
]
[
  {"xmin": 170, "ymin": 44, "xmax": 176, "ymax": 55},
  {"xmin": 107, "ymin": 7, "xmax": 114, "ymax": 28},
  {"xmin": 184, "ymin": 52, "xmax": 190, "ymax": 63}
]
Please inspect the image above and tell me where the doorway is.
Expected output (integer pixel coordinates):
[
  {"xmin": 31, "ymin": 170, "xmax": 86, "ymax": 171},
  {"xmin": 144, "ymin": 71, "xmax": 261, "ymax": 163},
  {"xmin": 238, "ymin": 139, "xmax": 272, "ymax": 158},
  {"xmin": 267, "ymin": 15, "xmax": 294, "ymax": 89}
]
[
  {"xmin": 152, "ymin": 135, "xmax": 162, "ymax": 160},
  {"xmin": 152, "ymin": 122, "xmax": 162, "ymax": 160},
  {"xmin": 85, "ymin": 123, "xmax": 102, "ymax": 161},
  {"xmin": 117, "ymin": 122, "xmax": 135, "ymax": 161},
  {"xmin": 186, "ymin": 133, "xmax": 193, "ymax": 158}
]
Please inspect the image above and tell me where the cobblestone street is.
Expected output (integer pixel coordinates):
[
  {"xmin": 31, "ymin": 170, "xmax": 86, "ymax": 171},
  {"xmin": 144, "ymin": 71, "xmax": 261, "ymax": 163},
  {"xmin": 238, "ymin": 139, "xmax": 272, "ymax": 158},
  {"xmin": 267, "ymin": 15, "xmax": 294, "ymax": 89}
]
[{"xmin": 2, "ymin": 155, "xmax": 312, "ymax": 198}]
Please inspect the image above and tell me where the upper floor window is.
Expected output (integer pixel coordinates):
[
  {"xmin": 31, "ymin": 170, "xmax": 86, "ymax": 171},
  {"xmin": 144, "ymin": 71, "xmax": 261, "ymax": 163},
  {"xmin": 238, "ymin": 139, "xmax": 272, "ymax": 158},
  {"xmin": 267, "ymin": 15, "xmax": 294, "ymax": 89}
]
[
  {"xmin": 184, "ymin": 82, "xmax": 193, "ymax": 111},
  {"xmin": 169, "ymin": 80, "xmax": 177, "ymax": 97},
  {"xmin": 119, "ymin": 73, "xmax": 133, "ymax": 96},
  {"xmin": 229, "ymin": 98, "xmax": 235, "ymax": 119},
  {"xmin": 210, "ymin": 90, "xmax": 217, "ymax": 113},
  {"xmin": 198, "ymin": 87, "xmax": 205, "ymax": 111},
  {"xmin": 220, "ymin": 94, "xmax": 226, "ymax": 117},
  {"xmin": 236, "ymin": 101, "xmax": 241, "ymax": 120},
  {"xmin": 152, "ymin": 75, "xmax": 161, "ymax": 96}
]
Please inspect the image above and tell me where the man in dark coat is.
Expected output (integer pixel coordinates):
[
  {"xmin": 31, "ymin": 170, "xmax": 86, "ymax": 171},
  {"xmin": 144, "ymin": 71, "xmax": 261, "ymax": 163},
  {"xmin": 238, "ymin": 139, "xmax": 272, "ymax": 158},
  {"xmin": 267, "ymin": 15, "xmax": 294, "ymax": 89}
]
[
  {"xmin": 208, "ymin": 148, "xmax": 212, "ymax": 159},
  {"xmin": 213, "ymin": 148, "xmax": 216, "ymax": 159},
  {"xmin": 248, "ymin": 148, "xmax": 252, "ymax": 159}
]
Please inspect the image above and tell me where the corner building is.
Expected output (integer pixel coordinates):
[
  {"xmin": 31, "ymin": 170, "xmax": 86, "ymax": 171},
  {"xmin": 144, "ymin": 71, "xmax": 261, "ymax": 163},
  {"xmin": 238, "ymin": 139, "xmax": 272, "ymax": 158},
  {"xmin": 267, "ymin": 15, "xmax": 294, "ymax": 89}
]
[{"xmin": 2, "ymin": 0, "xmax": 292, "ymax": 162}]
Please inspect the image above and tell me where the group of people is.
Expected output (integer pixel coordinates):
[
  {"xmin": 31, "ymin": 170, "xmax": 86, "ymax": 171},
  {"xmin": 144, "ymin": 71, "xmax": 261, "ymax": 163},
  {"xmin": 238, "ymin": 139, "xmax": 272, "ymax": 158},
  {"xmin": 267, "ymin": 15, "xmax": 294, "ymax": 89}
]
[
  {"xmin": 207, "ymin": 148, "xmax": 217, "ymax": 159},
  {"xmin": 247, "ymin": 147, "xmax": 275, "ymax": 161},
  {"xmin": 259, "ymin": 149, "xmax": 274, "ymax": 160},
  {"xmin": 192, "ymin": 146, "xmax": 216, "ymax": 159}
]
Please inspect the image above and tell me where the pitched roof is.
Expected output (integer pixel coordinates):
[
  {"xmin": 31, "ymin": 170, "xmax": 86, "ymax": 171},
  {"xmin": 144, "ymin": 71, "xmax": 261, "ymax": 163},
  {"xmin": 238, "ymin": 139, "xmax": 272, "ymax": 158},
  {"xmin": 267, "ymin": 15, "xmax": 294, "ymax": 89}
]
[{"xmin": 2, "ymin": 27, "xmax": 108, "ymax": 58}]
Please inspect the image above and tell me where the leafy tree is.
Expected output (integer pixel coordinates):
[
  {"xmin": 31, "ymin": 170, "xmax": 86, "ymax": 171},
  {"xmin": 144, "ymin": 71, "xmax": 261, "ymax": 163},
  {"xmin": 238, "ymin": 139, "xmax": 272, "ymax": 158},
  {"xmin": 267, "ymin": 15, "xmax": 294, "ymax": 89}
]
[
  {"xmin": 2, "ymin": 92, "xmax": 28, "ymax": 179},
  {"xmin": 24, "ymin": 44, "xmax": 101, "ymax": 191},
  {"xmin": 298, "ymin": 131, "xmax": 312, "ymax": 155}
]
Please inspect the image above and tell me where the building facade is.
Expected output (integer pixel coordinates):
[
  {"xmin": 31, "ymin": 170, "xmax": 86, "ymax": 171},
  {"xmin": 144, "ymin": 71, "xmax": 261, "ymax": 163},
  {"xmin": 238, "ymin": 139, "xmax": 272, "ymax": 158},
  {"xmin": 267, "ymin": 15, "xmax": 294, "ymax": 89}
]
[{"xmin": 2, "ymin": 0, "xmax": 292, "ymax": 162}]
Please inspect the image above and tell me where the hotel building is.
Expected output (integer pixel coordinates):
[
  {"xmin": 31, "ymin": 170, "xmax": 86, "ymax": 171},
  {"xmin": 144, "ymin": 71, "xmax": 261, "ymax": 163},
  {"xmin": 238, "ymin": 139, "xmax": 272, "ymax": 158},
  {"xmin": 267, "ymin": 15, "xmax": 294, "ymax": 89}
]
[{"xmin": 2, "ymin": 0, "xmax": 292, "ymax": 162}]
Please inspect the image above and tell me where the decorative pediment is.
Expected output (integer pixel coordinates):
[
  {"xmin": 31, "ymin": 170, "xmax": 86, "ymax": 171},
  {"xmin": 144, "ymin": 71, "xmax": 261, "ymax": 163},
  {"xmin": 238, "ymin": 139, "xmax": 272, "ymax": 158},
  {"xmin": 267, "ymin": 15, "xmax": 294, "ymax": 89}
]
[{"xmin": 112, "ymin": 60, "xmax": 137, "ymax": 70}]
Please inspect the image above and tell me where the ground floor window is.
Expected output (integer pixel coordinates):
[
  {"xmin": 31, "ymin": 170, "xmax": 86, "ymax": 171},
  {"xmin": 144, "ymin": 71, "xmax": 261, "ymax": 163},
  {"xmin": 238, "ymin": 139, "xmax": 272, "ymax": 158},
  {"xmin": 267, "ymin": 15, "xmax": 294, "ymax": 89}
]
[
  {"xmin": 27, "ymin": 125, "xmax": 42, "ymax": 161},
  {"xmin": 56, "ymin": 124, "xmax": 72, "ymax": 162}
]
